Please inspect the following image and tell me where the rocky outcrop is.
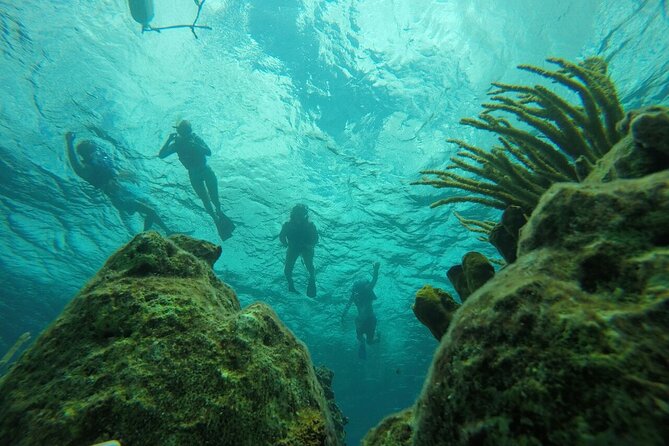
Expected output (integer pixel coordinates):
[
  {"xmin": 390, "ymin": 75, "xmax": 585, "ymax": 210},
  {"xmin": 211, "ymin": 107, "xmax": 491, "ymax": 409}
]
[
  {"xmin": 412, "ymin": 285, "xmax": 460, "ymax": 341},
  {"xmin": 367, "ymin": 115, "xmax": 669, "ymax": 444},
  {"xmin": 488, "ymin": 205, "xmax": 528, "ymax": 263},
  {"xmin": 411, "ymin": 170, "xmax": 669, "ymax": 446},
  {"xmin": 315, "ymin": 366, "xmax": 348, "ymax": 446},
  {"xmin": 414, "ymin": 252, "xmax": 496, "ymax": 341},
  {"xmin": 362, "ymin": 408, "xmax": 414, "ymax": 446},
  {"xmin": 587, "ymin": 106, "xmax": 669, "ymax": 182},
  {"xmin": 446, "ymin": 252, "xmax": 496, "ymax": 302},
  {"xmin": 0, "ymin": 232, "xmax": 343, "ymax": 446}
]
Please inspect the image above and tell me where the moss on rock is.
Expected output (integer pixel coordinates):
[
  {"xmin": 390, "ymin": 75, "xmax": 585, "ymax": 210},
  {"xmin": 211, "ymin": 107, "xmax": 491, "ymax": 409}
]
[
  {"xmin": 370, "ymin": 162, "xmax": 668, "ymax": 445},
  {"xmin": 588, "ymin": 106, "xmax": 669, "ymax": 182},
  {"xmin": 314, "ymin": 366, "xmax": 348, "ymax": 445},
  {"xmin": 410, "ymin": 171, "xmax": 669, "ymax": 445},
  {"xmin": 362, "ymin": 408, "xmax": 414, "ymax": 446},
  {"xmin": 447, "ymin": 252, "xmax": 496, "ymax": 302},
  {"xmin": 412, "ymin": 285, "xmax": 460, "ymax": 340},
  {"xmin": 0, "ymin": 232, "xmax": 342, "ymax": 446}
]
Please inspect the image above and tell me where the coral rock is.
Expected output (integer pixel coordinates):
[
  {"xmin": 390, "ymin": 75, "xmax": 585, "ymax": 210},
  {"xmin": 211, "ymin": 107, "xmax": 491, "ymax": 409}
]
[
  {"xmin": 461, "ymin": 252, "xmax": 495, "ymax": 295},
  {"xmin": 412, "ymin": 285, "xmax": 460, "ymax": 340},
  {"xmin": 491, "ymin": 204, "xmax": 529, "ymax": 264},
  {"xmin": 361, "ymin": 408, "xmax": 414, "ymax": 446},
  {"xmin": 0, "ymin": 232, "xmax": 342, "ymax": 446},
  {"xmin": 169, "ymin": 233, "xmax": 223, "ymax": 267},
  {"xmin": 446, "ymin": 265, "xmax": 470, "ymax": 301},
  {"xmin": 589, "ymin": 106, "xmax": 669, "ymax": 182},
  {"xmin": 411, "ymin": 171, "xmax": 669, "ymax": 445},
  {"xmin": 371, "ymin": 170, "xmax": 669, "ymax": 446},
  {"xmin": 315, "ymin": 366, "xmax": 348, "ymax": 446},
  {"xmin": 520, "ymin": 171, "xmax": 669, "ymax": 255},
  {"xmin": 489, "ymin": 223, "xmax": 515, "ymax": 264},
  {"xmin": 447, "ymin": 252, "xmax": 496, "ymax": 302}
]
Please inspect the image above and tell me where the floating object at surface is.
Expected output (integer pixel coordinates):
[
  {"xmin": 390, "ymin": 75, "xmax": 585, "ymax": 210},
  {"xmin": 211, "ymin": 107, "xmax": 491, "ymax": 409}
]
[
  {"xmin": 128, "ymin": 0, "xmax": 155, "ymax": 27},
  {"xmin": 126, "ymin": 0, "xmax": 212, "ymax": 38}
]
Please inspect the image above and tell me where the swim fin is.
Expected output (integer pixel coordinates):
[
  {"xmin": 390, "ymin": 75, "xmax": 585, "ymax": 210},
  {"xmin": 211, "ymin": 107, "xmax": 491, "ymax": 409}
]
[
  {"xmin": 358, "ymin": 342, "xmax": 366, "ymax": 359},
  {"xmin": 216, "ymin": 213, "xmax": 236, "ymax": 241},
  {"xmin": 306, "ymin": 277, "xmax": 316, "ymax": 298}
]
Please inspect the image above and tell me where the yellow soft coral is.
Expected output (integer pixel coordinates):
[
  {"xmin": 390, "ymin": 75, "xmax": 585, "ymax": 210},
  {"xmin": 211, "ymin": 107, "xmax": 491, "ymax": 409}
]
[{"xmin": 413, "ymin": 57, "xmax": 625, "ymax": 218}]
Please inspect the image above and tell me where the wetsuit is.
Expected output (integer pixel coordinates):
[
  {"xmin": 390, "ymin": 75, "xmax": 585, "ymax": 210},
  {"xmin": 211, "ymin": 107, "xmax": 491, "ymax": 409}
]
[
  {"xmin": 159, "ymin": 133, "xmax": 222, "ymax": 218},
  {"xmin": 351, "ymin": 280, "xmax": 377, "ymax": 343},
  {"xmin": 279, "ymin": 218, "xmax": 318, "ymax": 295},
  {"xmin": 66, "ymin": 135, "xmax": 170, "ymax": 233}
]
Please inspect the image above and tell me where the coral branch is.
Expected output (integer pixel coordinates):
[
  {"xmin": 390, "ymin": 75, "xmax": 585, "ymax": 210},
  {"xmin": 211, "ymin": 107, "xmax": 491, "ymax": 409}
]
[{"xmin": 413, "ymin": 57, "xmax": 625, "ymax": 236}]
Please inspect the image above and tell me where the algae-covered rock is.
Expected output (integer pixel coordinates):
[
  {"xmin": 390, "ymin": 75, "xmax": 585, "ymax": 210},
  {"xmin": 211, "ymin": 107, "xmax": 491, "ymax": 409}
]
[
  {"xmin": 0, "ymin": 232, "xmax": 342, "ymax": 446},
  {"xmin": 520, "ymin": 171, "xmax": 669, "ymax": 255},
  {"xmin": 489, "ymin": 205, "xmax": 528, "ymax": 263},
  {"xmin": 168, "ymin": 233, "xmax": 222, "ymax": 267},
  {"xmin": 410, "ymin": 171, "xmax": 669, "ymax": 445},
  {"xmin": 412, "ymin": 285, "xmax": 460, "ymax": 340},
  {"xmin": 462, "ymin": 252, "xmax": 495, "ymax": 294},
  {"xmin": 447, "ymin": 252, "xmax": 495, "ymax": 302},
  {"xmin": 446, "ymin": 265, "xmax": 469, "ymax": 301},
  {"xmin": 314, "ymin": 366, "xmax": 348, "ymax": 446},
  {"xmin": 361, "ymin": 408, "xmax": 414, "ymax": 446},
  {"xmin": 370, "ymin": 170, "xmax": 669, "ymax": 445},
  {"xmin": 588, "ymin": 106, "xmax": 669, "ymax": 182},
  {"xmin": 619, "ymin": 105, "xmax": 669, "ymax": 156}
]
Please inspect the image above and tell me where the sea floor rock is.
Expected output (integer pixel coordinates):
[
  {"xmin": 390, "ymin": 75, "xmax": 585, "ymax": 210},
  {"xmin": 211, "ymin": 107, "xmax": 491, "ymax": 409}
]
[
  {"xmin": 0, "ymin": 232, "xmax": 343, "ymax": 446},
  {"xmin": 588, "ymin": 106, "xmax": 669, "ymax": 182},
  {"xmin": 366, "ymin": 172, "xmax": 669, "ymax": 446},
  {"xmin": 412, "ymin": 285, "xmax": 460, "ymax": 341},
  {"xmin": 361, "ymin": 408, "xmax": 414, "ymax": 446}
]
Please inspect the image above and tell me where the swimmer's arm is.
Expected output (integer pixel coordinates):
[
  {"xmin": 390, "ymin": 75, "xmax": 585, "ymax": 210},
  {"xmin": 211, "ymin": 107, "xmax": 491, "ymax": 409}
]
[
  {"xmin": 369, "ymin": 262, "xmax": 380, "ymax": 289},
  {"xmin": 279, "ymin": 223, "xmax": 288, "ymax": 247},
  {"xmin": 65, "ymin": 132, "xmax": 87, "ymax": 178},
  {"xmin": 159, "ymin": 133, "xmax": 178, "ymax": 158},
  {"xmin": 341, "ymin": 296, "xmax": 354, "ymax": 321},
  {"xmin": 308, "ymin": 223, "xmax": 319, "ymax": 247}
]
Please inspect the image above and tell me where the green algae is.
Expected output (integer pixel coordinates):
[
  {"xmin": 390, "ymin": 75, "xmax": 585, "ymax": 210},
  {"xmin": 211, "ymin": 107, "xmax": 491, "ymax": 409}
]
[{"xmin": 0, "ymin": 232, "xmax": 343, "ymax": 446}]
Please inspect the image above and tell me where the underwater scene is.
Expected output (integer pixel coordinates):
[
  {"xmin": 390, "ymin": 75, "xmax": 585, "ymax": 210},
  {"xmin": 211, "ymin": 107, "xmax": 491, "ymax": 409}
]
[{"xmin": 0, "ymin": 0, "xmax": 668, "ymax": 445}]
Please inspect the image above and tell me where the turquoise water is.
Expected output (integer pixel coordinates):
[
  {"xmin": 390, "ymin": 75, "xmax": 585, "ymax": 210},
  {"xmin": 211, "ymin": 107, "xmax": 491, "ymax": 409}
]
[{"xmin": 0, "ymin": 1, "xmax": 667, "ymax": 444}]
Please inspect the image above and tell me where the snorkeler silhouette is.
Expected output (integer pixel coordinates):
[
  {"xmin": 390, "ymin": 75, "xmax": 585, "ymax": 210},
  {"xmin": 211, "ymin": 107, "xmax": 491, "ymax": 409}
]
[
  {"xmin": 341, "ymin": 262, "xmax": 381, "ymax": 359},
  {"xmin": 279, "ymin": 204, "xmax": 318, "ymax": 297},
  {"xmin": 159, "ymin": 119, "xmax": 235, "ymax": 242},
  {"xmin": 66, "ymin": 131, "xmax": 173, "ymax": 234}
]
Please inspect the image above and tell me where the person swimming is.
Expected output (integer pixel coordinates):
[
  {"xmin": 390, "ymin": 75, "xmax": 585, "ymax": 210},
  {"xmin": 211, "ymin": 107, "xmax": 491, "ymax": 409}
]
[
  {"xmin": 159, "ymin": 119, "xmax": 235, "ymax": 241},
  {"xmin": 279, "ymin": 204, "xmax": 318, "ymax": 297},
  {"xmin": 341, "ymin": 262, "xmax": 381, "ymax": 359},
  {"xmin": 66, "ymin": 131, "xmax": 173, "ymax": 234}
]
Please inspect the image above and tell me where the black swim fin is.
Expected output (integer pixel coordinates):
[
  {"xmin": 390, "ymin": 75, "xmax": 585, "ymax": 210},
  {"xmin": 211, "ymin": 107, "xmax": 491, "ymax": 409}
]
[
  {"xmin": 306, "ymin": 277, "xmax": 316, "ymax": 298},
  {"xmin": 216, "ymin": 213, "xmax": 235, "ymax": 241},
  {"xmin": 358, "ymin": 342, "xmax": 366, "ymax": 359}
]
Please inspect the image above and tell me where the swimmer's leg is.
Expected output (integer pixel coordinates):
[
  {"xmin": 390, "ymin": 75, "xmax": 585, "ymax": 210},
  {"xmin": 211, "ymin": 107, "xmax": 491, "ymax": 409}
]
[
  {"xmin": 284, "ymin": 246, "xmax": 300, "ymax": 293},
  {"xmin": 203, "ymin": 166, "xmax": 222, "ymax": 217},
  {"xmin": 189, "ymin": 170, "xmax": 215, "ymax": 217}
]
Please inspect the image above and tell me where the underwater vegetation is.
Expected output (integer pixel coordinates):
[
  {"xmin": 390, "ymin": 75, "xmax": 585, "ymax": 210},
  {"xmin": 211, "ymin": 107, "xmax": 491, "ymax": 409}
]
[
  {"xmin": 397, "ymin": 54, "xmax": 669, "ymax": 445},
  {"xmin": 0, "ymin": 332, "xmax": 30, "ymax": 374},
  {"xmin": 411, "ymin": 57, "xmax": 631, "ymax": 316},
  {"xmin": 413, "ymin": 57, "xmax": 624, "ymax": 216}
]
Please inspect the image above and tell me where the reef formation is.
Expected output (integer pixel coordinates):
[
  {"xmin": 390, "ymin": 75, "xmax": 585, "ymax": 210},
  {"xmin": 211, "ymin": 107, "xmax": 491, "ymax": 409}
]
[
  {"xmin": 0, "ymin": 232, "xmax": 344, "ymax": 446},
  {"xmin": 371, "ymin": 106, "xmax": 669, "ymax": 445},
  {"xmin": 414, "ymin": 57, "xmax": 624, "ymax": 213},
  {"xmin": 413, "ymin": 57, "xmax": 627, "ymax": 267}
]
